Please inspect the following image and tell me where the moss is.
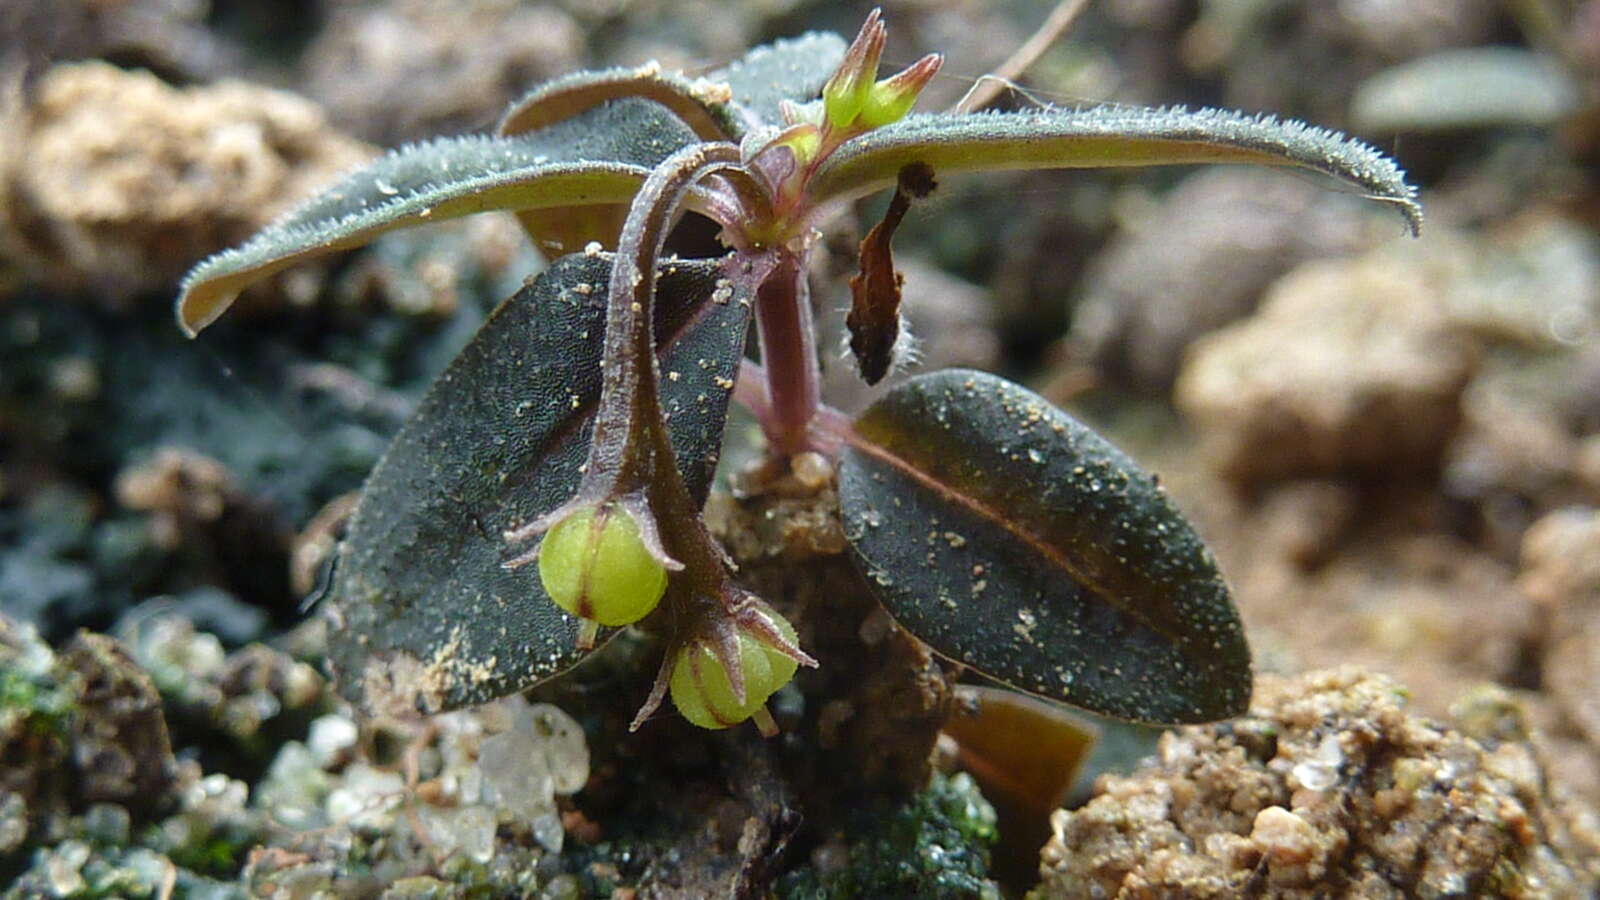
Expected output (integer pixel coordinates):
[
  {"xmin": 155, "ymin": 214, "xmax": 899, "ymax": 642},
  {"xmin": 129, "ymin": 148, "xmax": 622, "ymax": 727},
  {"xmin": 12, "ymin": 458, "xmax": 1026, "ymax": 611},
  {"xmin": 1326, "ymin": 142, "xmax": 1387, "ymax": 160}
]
[
  {"xmin": 778, "ymin": 772, "xmax": 1001, "ymax": 900},
  {"xmin": 0, "ymin": 666, "xmax": 75, "ymax": 740}
]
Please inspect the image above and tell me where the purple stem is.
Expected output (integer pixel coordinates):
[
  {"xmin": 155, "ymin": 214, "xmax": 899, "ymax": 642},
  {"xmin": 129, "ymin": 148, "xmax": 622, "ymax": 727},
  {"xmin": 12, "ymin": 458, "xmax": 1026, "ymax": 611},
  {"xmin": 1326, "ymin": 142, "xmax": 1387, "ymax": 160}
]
[{"xmin": 753, "ymin": 249, "xmax": 821, "ymax": 456}]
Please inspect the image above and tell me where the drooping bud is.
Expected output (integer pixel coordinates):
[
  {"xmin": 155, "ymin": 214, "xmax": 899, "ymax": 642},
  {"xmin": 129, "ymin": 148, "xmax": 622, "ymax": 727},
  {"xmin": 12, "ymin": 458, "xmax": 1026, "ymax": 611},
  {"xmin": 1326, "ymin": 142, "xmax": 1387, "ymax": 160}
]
[
  {"xmin": 859, "ymin": 53, "xmax": 943, "ymax": 128},
  {"xmin": 822, "ymin": 8, "xmax": 886, "ymax": 129},
  {"xmin": 538, "ymin": 504, "xmax": 668, "ymax": 639},
  {"xmin": 670, "ymin": 602, "xmax": 801, "ymax": 733}
]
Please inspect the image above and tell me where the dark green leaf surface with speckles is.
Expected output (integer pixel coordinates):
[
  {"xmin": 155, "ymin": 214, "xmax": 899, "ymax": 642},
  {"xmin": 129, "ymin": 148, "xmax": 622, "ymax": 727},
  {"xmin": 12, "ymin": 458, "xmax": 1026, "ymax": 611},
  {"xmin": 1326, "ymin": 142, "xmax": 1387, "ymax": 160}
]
[
  {"xmin": 325, "ymin": 252, "xmax": 753, "ymax": 715},
  {"xmin": 838, "ymin": 369, "xmax": 1250, "ymax": 724}
]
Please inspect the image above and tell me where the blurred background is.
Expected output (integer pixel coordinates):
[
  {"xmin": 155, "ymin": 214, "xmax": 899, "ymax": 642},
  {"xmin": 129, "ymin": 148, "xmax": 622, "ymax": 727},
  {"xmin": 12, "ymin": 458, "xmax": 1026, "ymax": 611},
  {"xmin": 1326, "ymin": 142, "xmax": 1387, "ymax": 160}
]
[{"xmin": 1, "ymin": 0, "xmax": 1597, "ymax": 895}]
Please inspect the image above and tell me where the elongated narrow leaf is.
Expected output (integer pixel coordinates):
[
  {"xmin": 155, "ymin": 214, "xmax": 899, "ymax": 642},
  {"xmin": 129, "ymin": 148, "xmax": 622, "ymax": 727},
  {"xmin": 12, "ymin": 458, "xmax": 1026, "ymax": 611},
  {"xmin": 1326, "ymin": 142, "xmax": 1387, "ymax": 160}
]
[
  {"xmin": 809, "ymin": 107, "xmax": 1422, "ymax": 234},
  {"xmin": 325, "ymin": 252, "xmax": 753, "ymax": 717},
  {"xmin": 176, "ymin": 99, "xmax": 698, "ymax": 335},
  {"xmin": 838, "ymin": 369, "xmax": 1250, "ymax": 724}
]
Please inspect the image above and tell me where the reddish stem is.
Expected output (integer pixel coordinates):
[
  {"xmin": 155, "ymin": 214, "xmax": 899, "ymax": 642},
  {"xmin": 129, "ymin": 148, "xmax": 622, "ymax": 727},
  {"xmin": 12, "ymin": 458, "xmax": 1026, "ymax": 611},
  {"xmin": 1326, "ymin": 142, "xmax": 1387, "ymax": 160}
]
[{"xmin": 753, "ymin": 248, "xmax": 822, "ymax": 457}]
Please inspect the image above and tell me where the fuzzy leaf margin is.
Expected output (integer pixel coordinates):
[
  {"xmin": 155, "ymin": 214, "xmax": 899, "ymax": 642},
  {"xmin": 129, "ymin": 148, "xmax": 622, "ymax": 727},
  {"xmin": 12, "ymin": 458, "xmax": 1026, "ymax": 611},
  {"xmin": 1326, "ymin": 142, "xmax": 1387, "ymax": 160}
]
[
  {"xmin": 175, "ymin": 32, "xmax": 846, "ymax": 337},
  {"xmin": 175, "ymin": 100, "xmax": 699, "ymax": 336},
  {"xmin": 809, "ymin": 106, "xmax": 1423, "ymax": 234}
]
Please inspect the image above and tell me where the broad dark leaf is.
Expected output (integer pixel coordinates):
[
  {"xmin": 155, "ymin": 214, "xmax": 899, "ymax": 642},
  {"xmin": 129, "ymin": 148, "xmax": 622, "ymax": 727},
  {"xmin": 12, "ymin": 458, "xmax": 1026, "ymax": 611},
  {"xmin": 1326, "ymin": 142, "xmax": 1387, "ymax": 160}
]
[
  {"xmin": 177, "ymin": 100, "xmax": 699, "ymax": 335},
  {"xmin": 325, "ymin": 252, "xmax": 753, "ymax": 716},
  {"xmin": 838, "ymin": 369, "xmax": 1250, "ymax": 724},
  {"xmin": 810, "ymin": 106, "xmax": 1422, "ymax": 235}
]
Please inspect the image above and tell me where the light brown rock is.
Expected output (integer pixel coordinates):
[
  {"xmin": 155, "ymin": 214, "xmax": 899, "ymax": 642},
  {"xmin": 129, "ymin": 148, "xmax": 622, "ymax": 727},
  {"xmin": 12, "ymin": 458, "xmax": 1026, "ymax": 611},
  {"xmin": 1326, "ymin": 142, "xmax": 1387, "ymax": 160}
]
[
  {"xmin": 0, "ymin": 61, "xmax": 373, "ymax": 303},
  {"xmin": 1034, "ymin": 669, "xmax": 1599, "ymax": 899},
  {"xmin": 1176, "ymin": 246, "xmax": 1478, "ymax": 484}
]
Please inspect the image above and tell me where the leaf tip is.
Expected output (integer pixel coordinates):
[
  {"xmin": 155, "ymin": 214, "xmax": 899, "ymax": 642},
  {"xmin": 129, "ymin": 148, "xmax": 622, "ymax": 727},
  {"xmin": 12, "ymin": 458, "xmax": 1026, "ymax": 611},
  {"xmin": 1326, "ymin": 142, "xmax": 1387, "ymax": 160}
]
[{"xmin": 174, "ymin": 257, "xmax": 236, "ymax": 338}]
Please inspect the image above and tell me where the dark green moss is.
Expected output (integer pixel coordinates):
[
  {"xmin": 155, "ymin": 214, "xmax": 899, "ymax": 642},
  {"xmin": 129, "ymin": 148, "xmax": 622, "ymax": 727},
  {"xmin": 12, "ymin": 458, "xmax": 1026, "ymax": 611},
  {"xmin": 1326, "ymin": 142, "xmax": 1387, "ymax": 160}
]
[{"xmin": 778, "ymin": 772, "xmax": 1001, "ymax": 900}]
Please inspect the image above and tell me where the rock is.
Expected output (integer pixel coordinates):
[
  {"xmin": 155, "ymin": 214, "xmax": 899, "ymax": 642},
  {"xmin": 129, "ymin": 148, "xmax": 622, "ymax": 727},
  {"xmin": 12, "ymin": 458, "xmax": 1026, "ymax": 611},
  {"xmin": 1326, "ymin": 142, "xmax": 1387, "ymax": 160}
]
[
  {"xmin": 477, "ymin": 698, "xmax": 590, "ymax": 852},
  {"xmin": 1520, "ymin": 508, "xmax": 1600, "ymax": 751},
  {"xmin": 1176, "ymin": 245, "xmax": 1479, "ymax": 485},
  {"xmin": 1068, "ymin": 169, "xmax": 1380, "ymax": 392},
  {"xmin": 0, "ymin": 616, "xmax": 180, "ymax": 849},
  {"xmin": 118, "ymin": 612, "xmax": 326, "ymax": 769},
  {"xmin": 1205, "ymin": 484, "xmax": 1533, "ymax": 717},
  {"xmin": 56, "ymin": 632, "xmax": 178, "ymax": 811},
  {"xmin": 0, "ymin": 61, "xmax": 373, "ymax": 303},
  {"xmin": 1034, "ymin": 668, "xmax": 1600, "ymax": 898},
  {"xmin": 0, "ymin": 0, "xmax": 238, "ymax": 85},
  {"xmin": 247, "ymin": 695, "xmax": 579, "ymax": 896},
  {"xmin": 301, "ymin": 0, "xmax": 585, "ymax": 144},
  {"xmin": 1351, "ymin": 48, "xmax": 1580, "ymax": 133}
]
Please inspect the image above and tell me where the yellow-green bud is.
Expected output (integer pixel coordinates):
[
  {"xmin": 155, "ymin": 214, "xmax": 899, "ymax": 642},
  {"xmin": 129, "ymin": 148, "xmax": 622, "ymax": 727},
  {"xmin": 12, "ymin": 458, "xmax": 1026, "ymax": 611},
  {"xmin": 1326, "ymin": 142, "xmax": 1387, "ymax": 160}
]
[
  {"xmin": 822, "ymin": 9, "xmax": 885, "ymax": 130},
  {"xmin": 670, "ymin": 604, "xmax": 800, "ymax": 730},
  {"xmin": 538, "ymin": 505, "xmax": 667, "ymax": 627},
  {"xmin": 858, "ymin": 53, "xmax": 943, "ymax": 128}
]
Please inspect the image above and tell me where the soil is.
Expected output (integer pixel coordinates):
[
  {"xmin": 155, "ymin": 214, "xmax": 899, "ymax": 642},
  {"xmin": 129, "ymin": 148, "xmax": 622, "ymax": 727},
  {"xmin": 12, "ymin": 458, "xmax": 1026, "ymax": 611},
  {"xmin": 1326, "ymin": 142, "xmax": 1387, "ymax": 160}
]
[{"xmin": 1, "ymin": 1, "xmax": 1597, "ymax": 897}]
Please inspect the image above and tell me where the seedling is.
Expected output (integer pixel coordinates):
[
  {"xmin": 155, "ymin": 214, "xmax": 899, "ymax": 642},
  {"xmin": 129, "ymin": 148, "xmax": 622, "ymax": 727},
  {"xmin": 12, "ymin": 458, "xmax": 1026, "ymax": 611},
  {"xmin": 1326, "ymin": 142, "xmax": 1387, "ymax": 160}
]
[{"xmin": 177, "ymin": 13, "xmax": 1419, "ymax": 734}]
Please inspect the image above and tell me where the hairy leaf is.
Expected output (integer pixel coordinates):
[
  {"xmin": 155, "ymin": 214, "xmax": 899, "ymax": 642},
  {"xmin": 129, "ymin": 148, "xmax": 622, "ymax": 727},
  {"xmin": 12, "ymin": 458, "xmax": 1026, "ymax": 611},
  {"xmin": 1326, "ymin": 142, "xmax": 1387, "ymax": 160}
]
[
  {"xmin": 496, "ymin": 33, "xmax": 847, "ymax": 253},
  {"xmin": 838, "ymin": 369, "xmax": 1250, "ymax": 723},
  {"xmin": 498, "ymin": 63, "xmax": 742, "ymax": 141},
  {"xmin": 176, "ymin": 99, "xmax": 698, "ymax": 335},
  {"xmin": 715, "ymin": 31, "xmax": 847, "ymax": 130},
  {"xmin": 177, "ymin": 33, "xmax": 847, "ymax": 336},
  {"xmin": 809, "ymin": 106, "xmax": 1423, "ymax": 234},
  {"xmin": 325, "ymin": 252, "xmax": 753, "ymax": 716}
]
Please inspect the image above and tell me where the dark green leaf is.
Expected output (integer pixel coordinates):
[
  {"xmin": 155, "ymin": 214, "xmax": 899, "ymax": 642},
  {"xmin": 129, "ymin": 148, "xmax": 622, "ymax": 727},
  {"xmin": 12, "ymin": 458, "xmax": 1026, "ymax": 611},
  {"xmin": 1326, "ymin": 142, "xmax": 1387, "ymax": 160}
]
[
  {"xmin": 177, "ymin": 99, "xmax": 699, "ymax": 335},
  {"xmin": 809, "ymin": 106, "xmax": 1422, "ymax": 234},
  {"xmin": 838, "ymin": 369, "xmax": 1250, "ymax": 724},
  {"xmin": 714, "ymin": 31, "xmax": 847, "ymax": 130},
  {"xmin": 325, "ymin": 252, "xmax": 753, "ymax": 716}
]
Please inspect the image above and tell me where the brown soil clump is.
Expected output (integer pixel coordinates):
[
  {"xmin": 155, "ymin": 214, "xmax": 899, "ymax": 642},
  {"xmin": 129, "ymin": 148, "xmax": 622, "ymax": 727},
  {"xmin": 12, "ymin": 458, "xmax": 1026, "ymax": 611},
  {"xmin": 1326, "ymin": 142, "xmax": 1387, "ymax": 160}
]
[{"xmin": 1035, "ymin": 668, "xmax": 1600, "ymax": 898}]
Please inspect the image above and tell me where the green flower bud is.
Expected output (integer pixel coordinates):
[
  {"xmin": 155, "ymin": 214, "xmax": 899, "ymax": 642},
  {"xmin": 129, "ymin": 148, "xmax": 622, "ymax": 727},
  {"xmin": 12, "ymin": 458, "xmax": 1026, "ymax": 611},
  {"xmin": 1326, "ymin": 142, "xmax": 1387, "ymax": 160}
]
[
  {"xmin": 670, "ymin": 604, "xmax": 800, "ymax": 730},
  {"xmin": 859, "ymin": 53, "xmax": 943, "ymax": 128},
  {"xmin": 538, "ymin": 505, "xmax": 667, "ymax": 628},
  {"xmin": 822, "ymin": 9, "xmax": 885, "ymax": 130}
]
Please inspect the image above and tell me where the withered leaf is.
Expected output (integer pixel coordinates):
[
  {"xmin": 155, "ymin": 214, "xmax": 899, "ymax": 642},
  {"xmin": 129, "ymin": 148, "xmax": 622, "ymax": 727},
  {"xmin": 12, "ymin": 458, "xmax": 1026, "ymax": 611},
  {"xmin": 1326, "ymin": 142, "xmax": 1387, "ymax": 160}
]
[{"xmin": 847, "ymin": 162, "xmax": 935, "ymax": 385}]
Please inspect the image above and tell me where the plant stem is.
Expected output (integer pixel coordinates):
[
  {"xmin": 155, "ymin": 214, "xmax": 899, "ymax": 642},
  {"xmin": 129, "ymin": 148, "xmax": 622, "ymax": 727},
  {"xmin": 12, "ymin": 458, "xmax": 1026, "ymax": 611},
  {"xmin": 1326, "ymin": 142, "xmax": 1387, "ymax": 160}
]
[{"xmin": 753, "ymin": 247, "xmax": 822, "ymax": 457}]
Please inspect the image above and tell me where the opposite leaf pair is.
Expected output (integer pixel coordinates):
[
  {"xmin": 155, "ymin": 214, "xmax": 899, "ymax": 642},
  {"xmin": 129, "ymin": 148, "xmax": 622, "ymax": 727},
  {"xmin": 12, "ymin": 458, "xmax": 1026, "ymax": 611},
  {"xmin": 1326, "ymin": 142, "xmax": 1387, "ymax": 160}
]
[{"xmin": 178, "ymin": 12, "xmax": 1419, "ymax": 732}]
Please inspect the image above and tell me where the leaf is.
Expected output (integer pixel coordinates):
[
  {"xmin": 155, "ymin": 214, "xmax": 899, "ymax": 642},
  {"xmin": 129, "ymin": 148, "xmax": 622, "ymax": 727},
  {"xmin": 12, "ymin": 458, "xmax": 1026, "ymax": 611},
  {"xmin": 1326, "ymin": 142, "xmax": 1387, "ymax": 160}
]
[
  {"xmin": 176, "ymin": 99, "xmax": 699, "ymax": 335},
  {"xmin": 324, "ymin": 251, "xmax": 754, "ymax": 717},
  {"xmin": 494, "ymin": 33, "xmax": 848, "ymax": 254},
  {"xmin": 497, "ymin": 63, "xmax": 743, "ymax": 141},
  {"xmin": 837, "ymin": 369, "xmax": 1250, "ymax": 724},
  {"xmin": 715, "ymin": 31, "xmax": 847, "ymax": 130},
  {"xmin": 176, "ymin": 32, "xmax": 848, "ymax": 337},
  {"xmin": 808, "ymin": 106, "xmax": 1423, "ymax": 234}
]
